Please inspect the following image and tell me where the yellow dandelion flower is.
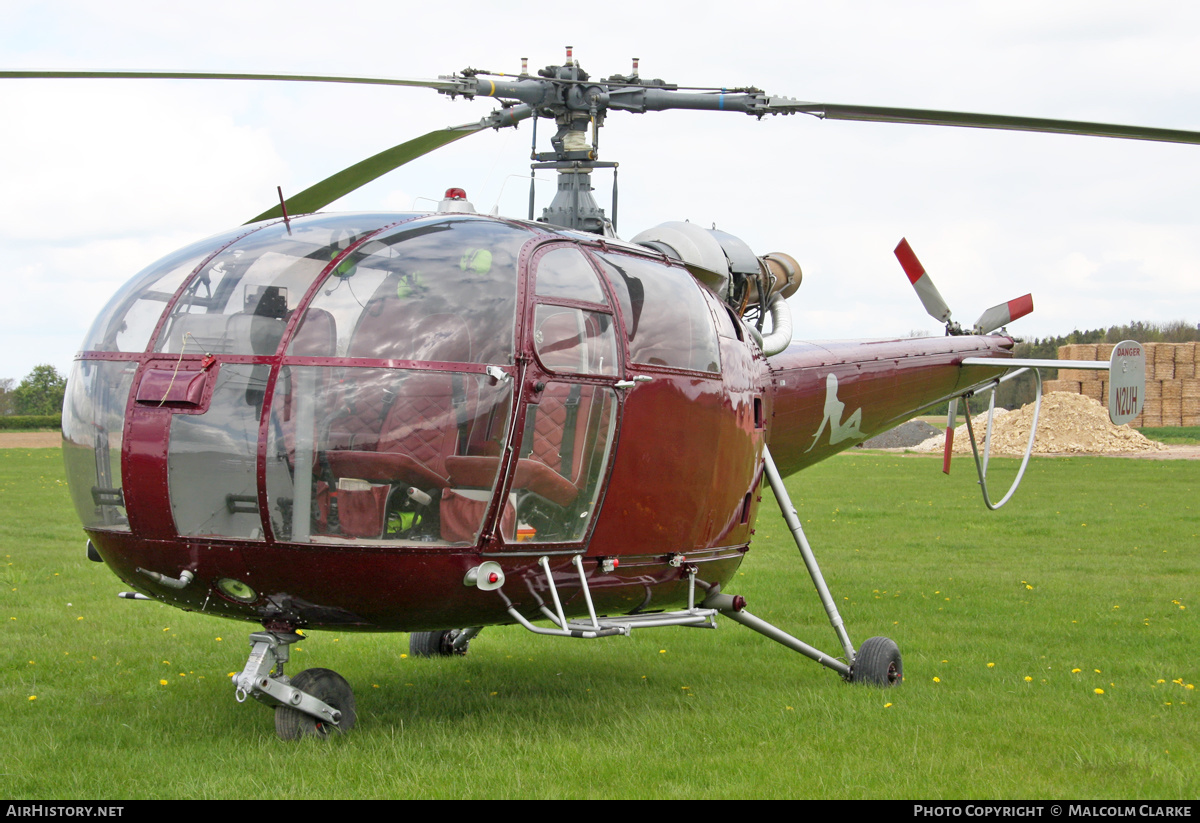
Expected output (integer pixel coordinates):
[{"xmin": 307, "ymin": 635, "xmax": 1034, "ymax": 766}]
[
  {"xmin": 1025, "ymin": 585, "xmax": 1033, "ymax": 590},
  {"xmin": 159, "ymin": 679, "xmax": 168, "ymax": 686},
  {"xmin": 659, "ymin": 649, "xmax": 666, "ymax": 654},
  {"xmin": 28, "ymin": 695, "xmax": 36, "ymax": 701},
  {"xmin": 987, "ymin": 662, "xmax": 995, "ymax": 668},
  {"xmin": 933, "ymin": 676, "xmax": 941, "ymax": 683},
  {"xmin": 1024, "ymin": 676, "xmax": 1033, "ymax": 682},
  {"xmin": 1094, "ymin": 688, "xmax": 1104, "ymax": 695},
  {"xmin": 884, "ymin": 702, "xmax": 893, "ymax": 708},
  {"xmin": 1072, "ymin": 668, "xmax": 1082, "ymax": 674},
  {"xmin": 400, "ymin": 654, "xmax": 407, "ymax": 659}
]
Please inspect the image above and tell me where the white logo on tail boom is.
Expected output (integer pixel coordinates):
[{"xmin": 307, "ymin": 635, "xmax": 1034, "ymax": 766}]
[{"xmin": 807, "ymin": 373, "xmax": 864, "ymax": 452}]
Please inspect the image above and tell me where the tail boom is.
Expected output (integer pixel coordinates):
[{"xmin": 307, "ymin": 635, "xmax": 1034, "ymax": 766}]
[{"xmin": 764, "ymin": 335, "xmax": 1015, "ymax": 476}]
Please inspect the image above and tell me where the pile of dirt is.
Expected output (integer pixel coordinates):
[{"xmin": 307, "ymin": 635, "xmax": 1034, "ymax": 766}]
[{"xmin": 913, "ymin": 392, "xmax": 1168, "ymax": 456}]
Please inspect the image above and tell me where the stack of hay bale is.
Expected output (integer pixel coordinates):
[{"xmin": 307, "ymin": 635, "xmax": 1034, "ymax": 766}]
[{"xmin": 1042, "ymin": 342, "xmax": 1200, "ymax": 427}]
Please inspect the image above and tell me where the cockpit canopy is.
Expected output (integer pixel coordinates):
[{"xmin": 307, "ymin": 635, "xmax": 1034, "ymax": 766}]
[{"xmin": 63, "ymin": 212, "xmax": 728, "ymax": 549}]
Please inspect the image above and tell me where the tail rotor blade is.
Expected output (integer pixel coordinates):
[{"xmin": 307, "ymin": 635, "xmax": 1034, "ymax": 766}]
[
  {"xmin": 972, "ymin": 294, "xmax": 1034, "ymax": 335},
  {"xmin": 894, "ymin": 238, "xmax": 953, "ymax": 324}
]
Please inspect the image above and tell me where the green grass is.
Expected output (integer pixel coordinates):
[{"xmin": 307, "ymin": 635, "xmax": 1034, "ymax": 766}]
[
  {"xmin": 1, "ymin": 448, "xmax": 1196, "ymax": 799},
  {"xmin": 1140, "ymin": 426, "xmax": 1200, "ymax": 445}
]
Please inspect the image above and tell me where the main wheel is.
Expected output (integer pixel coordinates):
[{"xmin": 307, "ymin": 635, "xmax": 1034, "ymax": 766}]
[
  {"xmin": 274, "ymin": 668, "xmax": 357, "ymax": 740},
  {"xmin": 851, "ymin": 636, "xmax": 903, "ymax": 686},
  {"xmin": 409, "ymin": 629, "xmax": 469, "ymax": 657}
]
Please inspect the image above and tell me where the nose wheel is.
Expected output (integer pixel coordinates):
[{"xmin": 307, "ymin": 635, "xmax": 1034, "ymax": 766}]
[
  {"xmin": 274, "ymin": 668, "xmax": 357, "ymax": 739},
  {"xmin": 234, "ymin": 630, "xmax": 357, "ymax": 740}
]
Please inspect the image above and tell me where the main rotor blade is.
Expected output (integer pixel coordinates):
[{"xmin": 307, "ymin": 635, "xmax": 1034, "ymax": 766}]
[
  {"xmin": 247, "ymin": 105, "xmax": 531, "ymax": 222},
  {"xmin": 773, "ymin": 102, "xmax": 1200, "ymax": 146},
  {"xmin": 0, "ymin": 69, "xmax": 468, "ymax": 94},
  {"xmin": 247, "ymin": 125, "xmax": 481, "ymax": 223}
]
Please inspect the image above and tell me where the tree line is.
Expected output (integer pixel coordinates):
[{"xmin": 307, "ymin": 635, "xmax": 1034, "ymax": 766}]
[{"xmin": 0, "ymin": 365, "xmax": 68, "ymax": 416}]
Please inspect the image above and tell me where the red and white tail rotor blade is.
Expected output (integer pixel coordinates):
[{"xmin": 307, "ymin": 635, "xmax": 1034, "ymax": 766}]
[
  {"xmin": 894, "ymin": 238, "xmax": 953, "ymax": 325},
  {"xmin": 972, "ymin": 294, "xmax": 1034, "ymax": 335}
]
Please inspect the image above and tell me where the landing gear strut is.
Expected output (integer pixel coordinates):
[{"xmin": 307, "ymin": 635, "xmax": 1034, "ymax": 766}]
[
  {"xmin": 702, "ymin": 447, "xmax": 903, "ymax": 686},
  {"xmin": 233, "ymin": 629, "xmax": 356, "ymax": 739}
]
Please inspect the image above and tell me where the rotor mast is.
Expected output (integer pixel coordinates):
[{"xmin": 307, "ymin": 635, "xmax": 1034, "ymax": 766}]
[{"xmin": 441, "ymin": 49, "xmax": 788, "ymax": 233}]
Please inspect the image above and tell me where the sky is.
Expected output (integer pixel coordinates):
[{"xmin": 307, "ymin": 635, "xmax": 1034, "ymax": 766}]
[{"xmin": 2, "ymin": 0, "xmax": 1198, "ymax": 383}]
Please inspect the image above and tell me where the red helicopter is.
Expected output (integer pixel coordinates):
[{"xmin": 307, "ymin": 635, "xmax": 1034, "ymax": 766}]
[{"xmin": 6, "ymin": 54, "xmax": 1177, "ymax": 739}]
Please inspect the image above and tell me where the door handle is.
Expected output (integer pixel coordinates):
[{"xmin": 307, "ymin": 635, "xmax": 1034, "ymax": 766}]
[{"xmin": 614, "ymin": 375, "xmax": 653, "ymax": 389}]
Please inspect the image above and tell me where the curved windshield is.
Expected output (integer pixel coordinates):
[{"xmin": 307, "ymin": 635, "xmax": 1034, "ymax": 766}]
[
  {"xmin": 154, "ymin": 214, "xmax": 409, "ymax": 356},
  {"xmin": 79, "ymin": 224, "xmax": 257, "ymax": 354},
  {"xmin": 289, "ymin": 217, "xmax": 531, "ymax": 365}
]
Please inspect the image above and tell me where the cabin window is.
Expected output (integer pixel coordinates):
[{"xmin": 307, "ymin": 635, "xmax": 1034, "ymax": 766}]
[
  {"xmin": 509, "ymin": 382, "xmax": 618, "ymax": 544},
  {"xmin": 533, "ymin": 247, "xmax": 609, "ymax": 305},
  {"xmin": 265, "ymin": 366, "xmax": 514, "ymax": 546},
  {"xmin": 592, "ymin": 252, "xmax": 721, "ymax": 373},
  {"xmin": 532, "ymin": 305, "xmax": 619, "ymax": 377},
  {"xmin": 701, "ymin": 287, "xmax": 743, "ymax": 341},
  {"xmin": 167, "ymin": 364, "xmax": 266, "ymax": 539},
  {"xmin": 61, "ymin": 359, "xmax": 139, "ymax": 531}
]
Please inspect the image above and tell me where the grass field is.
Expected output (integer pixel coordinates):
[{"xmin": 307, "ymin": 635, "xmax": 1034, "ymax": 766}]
[
  {"xmin": 1, "ymin": 447, "xmax": 1196, "ymax": 799},
  {"xmin": 1140, "ymin": 427, "xmax": 1200, "ymax": 445}
]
